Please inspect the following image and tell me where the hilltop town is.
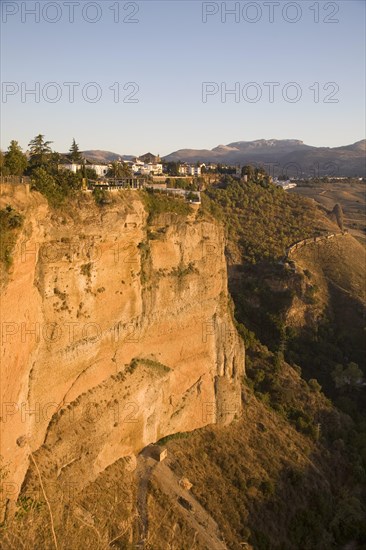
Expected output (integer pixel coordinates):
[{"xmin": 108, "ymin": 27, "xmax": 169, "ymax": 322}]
[{"xmin": 1, "ymin": 136, "xmax": 304, "ymax": 207}]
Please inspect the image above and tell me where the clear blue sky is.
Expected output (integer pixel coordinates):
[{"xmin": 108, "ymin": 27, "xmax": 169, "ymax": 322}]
[{"xmin": 1, "ymin": 0, "xmax": 365, "ymax": 155}]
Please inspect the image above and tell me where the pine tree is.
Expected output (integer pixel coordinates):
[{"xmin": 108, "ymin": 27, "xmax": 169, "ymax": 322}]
[
  {"xmin": 69, "ymin": 138, "xmax": 82, "ymax": 163},
  {"xmin": 4, "ymin": 140, "xmax": 28, "ymax": 176},
  {"xmin": 28, "ymin": 134, "xmax": 53, "ymax": 168}
]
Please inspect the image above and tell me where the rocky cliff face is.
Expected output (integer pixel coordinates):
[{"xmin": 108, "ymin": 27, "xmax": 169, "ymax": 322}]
[{"xmin": 0, "ymin": 186, "xmax": 244, "ymax": 507}]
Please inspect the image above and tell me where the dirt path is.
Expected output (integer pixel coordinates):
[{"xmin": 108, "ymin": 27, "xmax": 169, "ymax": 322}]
[
  {"xmin": 134, "ymin": 450, "xmax": 157, "ymax": 547},
  {"xmin": 150, "ymin": 460, "xmax": 227, "ymax": 549},
  {"xmin": 134, "ymin": 447, "xmax": 227, "ymax": 549}
]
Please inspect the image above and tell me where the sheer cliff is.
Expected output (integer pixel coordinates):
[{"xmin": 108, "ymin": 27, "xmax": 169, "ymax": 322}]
[{"xmin": 0, "ymin": 185, "xmax": 244, "ymax": 509}]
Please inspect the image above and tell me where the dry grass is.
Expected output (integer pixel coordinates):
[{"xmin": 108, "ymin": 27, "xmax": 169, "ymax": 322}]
[
  {"xmin": 151, "ymin": 382, "xmax": 353, "ymax": 550},
  {"xmin": 1, "ymin": 458, "xmax": 135, "ymax": 550},
  {"xmin": 291, "ymin": 180, "xmax": 366, "ymax": 242}
]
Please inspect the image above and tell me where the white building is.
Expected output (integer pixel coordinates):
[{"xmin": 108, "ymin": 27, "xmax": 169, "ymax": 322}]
[
  {"xmin": 145, "ymin": 162, "xmax": 163, "ymax": 175},
  {"xmin": 58, "ymin": 163, "xmax": 80, "ymax": 174},
  {"xmin": 275, "ymin": 180, "xmax": 297, "ymax": 190},
  {"xmin": 90, "ymin": 164, "xmax": 109, "ymax": 177},
  {"xmin": 188, "ymin": 165, "xmax": 201, "ymax": 176},
  {"xmin": 130, "ymin": 161, "xmax": 163, "ymax": 175},
  {"xmin": 178, "ymin": 165, "xmax": 188, "ymax": 176},
  {"xmin": 58, "ymin": 162, "xmax": 109, "ymax": 178},
  {"xmin": 178, "ymin": 164, "xmax": 201, "ymax": 176}
]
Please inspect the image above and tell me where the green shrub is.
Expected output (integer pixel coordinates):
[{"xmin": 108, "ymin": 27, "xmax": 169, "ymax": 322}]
[
  {"xmin": 141, "ymin": 189, "xmax": 192, "ymax": 224},
  {"xmin": 31, "ymin": 167, "xmax": 81, "ymax": 207},
  {"xmin": 92, "ymin": 187, "xmax": 110, "ymax": 205},
  {"xmin": 0, "ymin": 205, "xmax": 24, "ymax": 268}
]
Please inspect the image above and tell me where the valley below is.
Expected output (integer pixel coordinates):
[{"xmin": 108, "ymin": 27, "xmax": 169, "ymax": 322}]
[{"xmin": 290, "ymin": 179, "xmax": 366, "ymax": 242}]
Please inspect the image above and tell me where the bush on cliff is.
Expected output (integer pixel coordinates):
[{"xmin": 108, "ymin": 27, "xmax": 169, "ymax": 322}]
[
  {"xmin": 0, "ymin": 205, "xmax": 24, "ymax": 268},
  {"xmin": 30, "ymin": 167, "xmax": 81, "ymax": 208},
  {"xmin": 141, "ymin": 189, "xmax": 192, "ymax": 224}
]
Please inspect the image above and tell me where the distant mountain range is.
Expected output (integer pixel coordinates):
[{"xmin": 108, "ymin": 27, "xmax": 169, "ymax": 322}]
[
  {"xmin": 82, "ymin": 150, "xmax": 134, "ymax": 163},
  {"xmin": 83, "ymin": 139, "xmax": 366, "ymax": 176},
  {"xmin": 164, "ymin": 139, "xmax": 366, "ymax": 177}
]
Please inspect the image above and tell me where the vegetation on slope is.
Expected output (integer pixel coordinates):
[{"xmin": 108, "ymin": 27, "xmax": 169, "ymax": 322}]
[
  {"xmin": 140, "ymin": 188, "xmax": 193, "ymax": 224},
  {"xmin": 0, "ymin": 458, "xmax": 135, "ymax": 549},
  {"xmin": 147, "ymin": 332, "xmax": 365, "ymax": 548},
  {"xmin": 30, "ymin": 167, "xmax": 82, "ymax": 208},
  {"xmin": 161, "ymin": 383, "xmax": 366, "ymax": 550},
  {"xmin": 0, "ymin": 205, "xmax": 24, "ymax": 269},
  {"xmin": 203, "ymin": 177, "xmax": 329, "ymax": 263},
  {"xmin": 195, "ymin": 174, "xmax": 366, "ymax": 548},
  {"xmin": 200, "ymin": 176, "xmax": 331, "ymax": 353}
]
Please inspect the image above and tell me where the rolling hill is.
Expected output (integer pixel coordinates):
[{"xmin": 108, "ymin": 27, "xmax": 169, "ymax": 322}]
[{"xmin": 82, "ymin": 150, "xmax": 134, "ymax": 163}]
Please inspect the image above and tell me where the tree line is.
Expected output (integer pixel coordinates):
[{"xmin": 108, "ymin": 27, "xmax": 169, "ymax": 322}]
[
  {"xmin": 0, "ymin": 135, "xmax": 94, "ymax": 207},
  {"xmin": 0, "ymin": 135, "xmax": 86, "ymax": 176},
  {"xmin": 0, "ymin": 135, "xmax": 137, "ymax": 207},
  {"xmin": 1, "ymin": 135, "xmax": 133, "ymax": 178}
]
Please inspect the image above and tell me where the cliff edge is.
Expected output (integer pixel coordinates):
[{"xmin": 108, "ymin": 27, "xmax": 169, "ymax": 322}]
[{"xmin": 0, "ymin": 186, "xmax": 244, "ymax": 508}]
